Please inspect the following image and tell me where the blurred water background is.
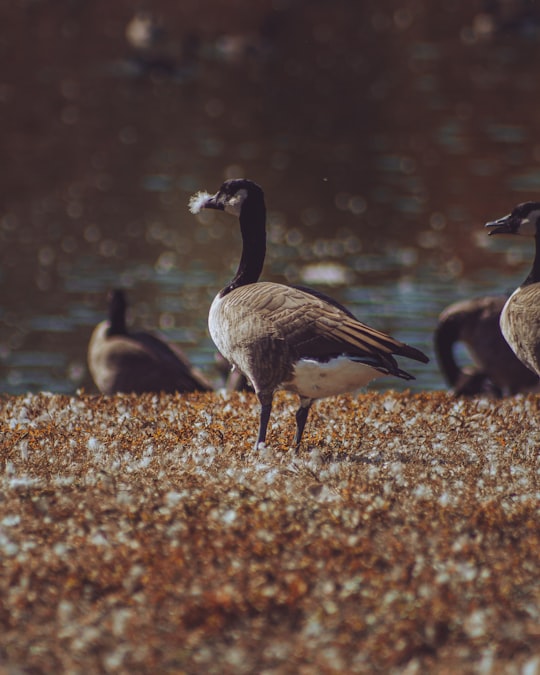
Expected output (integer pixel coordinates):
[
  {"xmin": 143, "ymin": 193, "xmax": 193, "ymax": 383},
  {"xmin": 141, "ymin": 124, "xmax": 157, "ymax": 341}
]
[{"xmin": 2, "ymin": 0, "xmax": 540, "ymax": 395}]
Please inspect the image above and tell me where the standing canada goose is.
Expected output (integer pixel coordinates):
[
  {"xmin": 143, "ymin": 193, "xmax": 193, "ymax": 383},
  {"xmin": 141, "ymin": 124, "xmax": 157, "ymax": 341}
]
[
  {"xmin": 88, "ymin": 289, "xmax": 212, "ymax": 395},
  {"xmin": 486, "ymin": 201, "xmax": 540, "ymax": 378},
  {"xmin": 189, "ymin": 179, "xmax": 429, "ymax": 450},
  {"xmin": 434, "ymin": 295, "xmax": 539, "ymax": 397}
]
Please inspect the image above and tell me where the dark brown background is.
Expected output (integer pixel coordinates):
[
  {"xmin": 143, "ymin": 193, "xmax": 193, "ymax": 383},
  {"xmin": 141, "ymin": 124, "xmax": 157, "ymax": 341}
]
[{"xmin": 1, "ymin": 0, "xmax": 540, "ymax": 393}]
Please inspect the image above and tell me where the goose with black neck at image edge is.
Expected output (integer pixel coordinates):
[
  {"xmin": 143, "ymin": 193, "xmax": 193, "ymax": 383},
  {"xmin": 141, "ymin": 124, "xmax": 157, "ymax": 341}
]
[
  {"xmin": 88, "ymin": 289, "xmax": 213, "ymax": 395},
  {"xmin": 189, "ymin": 179, "xmax": 429, "ymax": 451},
  {"xmin": 434, "ymin": 295, "xmax": 539, "ymax": 397},
  {"xmin": 486, "ymin": 201, "xmax": 540, "ymax": 378}
]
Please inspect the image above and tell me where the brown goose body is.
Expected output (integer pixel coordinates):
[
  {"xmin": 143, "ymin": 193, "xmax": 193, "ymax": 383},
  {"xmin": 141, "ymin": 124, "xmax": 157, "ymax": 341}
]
[
  {"xmin": 190, "ymin": 179, "xmax": 428, "ymax": 450},
  {"xmin": 209, "ymin": 281, "xmax": 424, "ymax": 399},
  {"xmin": 88, "ymin": 290, "xmax": 212, "ymax": 395},
  {"xmin": 500, "ymin": 284, "xmax": 540, "ymax": 377},
  {"xmin": 486, "ymin": 201, "xmax": 540, "ymax": 378},
  {"xmin": 435, "ymin": 295, "xmax": 539, "ymax": 397}
]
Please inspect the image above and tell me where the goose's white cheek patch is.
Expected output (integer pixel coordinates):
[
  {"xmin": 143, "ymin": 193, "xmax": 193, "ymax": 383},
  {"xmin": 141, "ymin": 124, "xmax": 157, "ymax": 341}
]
[
  {"xmin": 189, "ymin": 191, "xmax": 212, "ymax": 214},
  {"xmin": 517, "ymin": 219, "xmax": 538, "ymax": 237},
  {"xmin": 286, "ymin": 357, "xmax": 384, "ymax": 399}
]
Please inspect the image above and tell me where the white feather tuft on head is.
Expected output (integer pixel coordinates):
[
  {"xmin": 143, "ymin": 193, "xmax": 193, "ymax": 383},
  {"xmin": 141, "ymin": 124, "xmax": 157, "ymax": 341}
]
[{"xmin": 188, "ymin": 191, "xmax": 212, "ymax": 214}]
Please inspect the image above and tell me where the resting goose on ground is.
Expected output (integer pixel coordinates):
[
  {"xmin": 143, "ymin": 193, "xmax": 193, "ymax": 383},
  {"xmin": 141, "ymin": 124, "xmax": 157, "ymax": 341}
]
[
  {"xmin": 486, "ymin": 201, "xmax": 540, "ymax": 378},
  {"xmin": 88, "ymin": 289, "xmax": 212, "ymax": 395},
  {"xmin": 189, "ymin": 179, "xmax": 428, "ymax": 450},
  {"xmin": 434, "ymin": 295, "xmax": 539, "ymax": 397}
]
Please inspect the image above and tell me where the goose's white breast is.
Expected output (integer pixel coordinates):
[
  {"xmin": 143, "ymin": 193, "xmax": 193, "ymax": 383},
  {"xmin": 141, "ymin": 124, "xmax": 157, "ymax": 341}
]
[
  {"xmin": 208, "ymin": 294, "xmax": 225, "ymax": 352},
  {"xmin": 208, "ymin": 293, "xmax": 241, "ymax": 360},
  {"xmin": 499, "ymin": 287, "xmax": 518, "ymax": 348},
  {"xmin": 286, "ymin": 356, "xmax": 384, "ymax": 399}
]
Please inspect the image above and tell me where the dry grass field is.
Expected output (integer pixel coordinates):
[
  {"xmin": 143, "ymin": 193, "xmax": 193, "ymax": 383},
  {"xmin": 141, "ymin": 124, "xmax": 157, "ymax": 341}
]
[{"xmin": 0, "ymin": 390, "xmax": 539, "ymax": 674}]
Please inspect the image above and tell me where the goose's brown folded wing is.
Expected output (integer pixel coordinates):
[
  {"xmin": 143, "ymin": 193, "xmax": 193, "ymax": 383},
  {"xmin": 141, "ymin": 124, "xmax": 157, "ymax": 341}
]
[
  {"xmin": 132, "ymin": 332, "xmax": 213, "ymax": 392},
  {"xmin": 230, "ymin": 282, "xmax": 428, "ymax": 365}
]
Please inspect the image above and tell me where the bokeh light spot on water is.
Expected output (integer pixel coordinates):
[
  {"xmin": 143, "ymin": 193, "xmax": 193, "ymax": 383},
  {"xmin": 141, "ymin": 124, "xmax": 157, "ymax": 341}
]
[
  {"xmin": 99, "ymin": 239, "xmax": 120, "ymax": 258},
  {"xmin": 300, "ymin": 207, "xmax": 323, "ymax": 228},
  {"xmin": 158, "ymin": 312, "xmax": 175, "ymax": 330},
  {"xmin": 38, "ymin": 247, "xmax": 55, "ymax": 266},
  {"xmin": 285, "ymin": 229, "xmax": 303, "ymax": 247},
  {"xmin": 155, "ymin": 251, "xmax": 177, "ymax": 274},
  {"xmin": 429, "ymin": 212, "xmax": 446, "ymax": 231},
  {"xmin": 417, "ymin": 230, "xmax": 443, "ymax": 250},
  {"xmin": 84, "ymin": 225, "xmax": 101, "ymax": 244},
  {"xmin": 66, "ymin": 201, "xmax": 83, "ymax": 219},
  {"xmin": 95, "ymin": 173, "xmax": 114, "ymax": 192},
  {"xmin": 334, "ymin": 193, "xmax": 367, "ymax": 217},
  {"xmin": 299, "ymin": 262, "xmax": 353, "ymax": 286},
  {"xmin": 394, "ymin": 8, "xmax": 414, "ymax": 31}
]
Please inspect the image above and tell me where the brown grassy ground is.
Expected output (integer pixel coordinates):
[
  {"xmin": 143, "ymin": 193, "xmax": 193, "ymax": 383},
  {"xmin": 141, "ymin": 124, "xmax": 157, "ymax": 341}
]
[{"xmin": 0, "ymin": 390, "xmax": 539, "ymax": 674}]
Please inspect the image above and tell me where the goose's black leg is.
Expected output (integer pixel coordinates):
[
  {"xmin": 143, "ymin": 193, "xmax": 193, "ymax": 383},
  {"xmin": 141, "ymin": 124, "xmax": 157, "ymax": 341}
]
[
  {"xmin": 255, "ymin": 392, "xmax": 273, "ymax": 449},
  {"xmin": 294, "ymin": 398, "xmax": 313, "ymax": 450}
]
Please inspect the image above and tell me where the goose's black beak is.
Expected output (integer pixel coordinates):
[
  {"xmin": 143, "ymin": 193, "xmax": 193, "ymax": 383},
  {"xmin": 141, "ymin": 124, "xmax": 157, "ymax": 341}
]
[
  {"xmin": 485, "ymin": 213, "xmax": 520, "ymax": 236},
  {"xmin": 201, "ymin": 193, "xmax": 224, "ymax": 211}
]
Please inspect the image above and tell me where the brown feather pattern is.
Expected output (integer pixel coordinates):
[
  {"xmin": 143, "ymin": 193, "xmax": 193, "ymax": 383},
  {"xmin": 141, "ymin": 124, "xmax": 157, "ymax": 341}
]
[{"xmin": 218, "ymin": 282, "xmax": 427, "ymax": 369}]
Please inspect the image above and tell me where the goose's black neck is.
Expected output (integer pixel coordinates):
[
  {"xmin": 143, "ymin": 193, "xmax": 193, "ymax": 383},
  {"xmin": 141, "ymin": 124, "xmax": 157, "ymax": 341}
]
[
  {"xmin": 108, "ymin": 291, "xmax": 128, "ymax": 336},
  {"xmin": 222, "ymin": 192, "xmax": 266, "ymax": 296},
  {"xmin": 523, "ymin": 232, "xmax": 540, "ymax": 287},
  {"xmin": 434, "ymin": 319, "xmax": 461, "ymax": 387}
]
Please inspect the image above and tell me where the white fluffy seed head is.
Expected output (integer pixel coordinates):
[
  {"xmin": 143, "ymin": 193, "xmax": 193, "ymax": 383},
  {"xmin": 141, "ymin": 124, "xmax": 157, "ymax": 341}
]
[{"xmin": 188, "ymin": 191, "xmax": 212, "ymax": 214}]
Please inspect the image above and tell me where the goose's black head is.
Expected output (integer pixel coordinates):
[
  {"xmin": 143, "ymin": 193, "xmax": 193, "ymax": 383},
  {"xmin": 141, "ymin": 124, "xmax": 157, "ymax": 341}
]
[
  {"xmin": 486, "ymin": 201, "xmax": 540, "ymax": 237},
  {"xmin": 189, "ymin": 179, "xmax": 265, "ymax": 219},
  {"xmin": 190, "ymin": 179, "xmax": 267, "ymax": 290}
]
